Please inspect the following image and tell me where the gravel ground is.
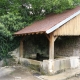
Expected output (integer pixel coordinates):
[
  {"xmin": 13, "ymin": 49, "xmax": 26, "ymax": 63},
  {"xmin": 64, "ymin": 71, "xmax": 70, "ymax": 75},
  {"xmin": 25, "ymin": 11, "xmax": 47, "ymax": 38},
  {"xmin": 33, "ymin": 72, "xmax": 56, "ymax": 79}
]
[
  {"xmin": 0, "ymin": 66, "xmax": 40, "ymax": 80},
  {"xmin": 67, "ymin": 74, "xmax": 80, "ymax": 80},
  {"xmin": 1, "ymin": 65, "xmax": 80, "ymax": 80}
]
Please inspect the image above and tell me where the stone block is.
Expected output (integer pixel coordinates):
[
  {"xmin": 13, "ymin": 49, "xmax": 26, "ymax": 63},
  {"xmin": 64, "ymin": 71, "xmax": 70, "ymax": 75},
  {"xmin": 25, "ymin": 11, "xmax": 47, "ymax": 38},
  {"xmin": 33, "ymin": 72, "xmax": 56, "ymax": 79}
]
[
  {"xmin": 60, "ymin": 59, "xmax": 65, "ymax": 70},
  {"xmin": 54, "ymin": 59, "xmax": 61, "ymax": 72},
  {"xmin": 70, "ymin": 56, "xmax": 79, "ymax": 68},
  {"xmin": 48, "ymin": 59, "xmax": 54, "ymax": 74},
  {"xmin": 64, "ymin": 59, "xmax": 71, "ymax": 69},
  {"xmin": 40, "ymin": 60, "xmax": 55, "ymax": 74},
  {"xmin": 41, "ymin": 60, "xmax": 49, "ymax": 74},
  {"xmin": 40, "ymin": 56, "xmax": 80, "ymax": 75}
]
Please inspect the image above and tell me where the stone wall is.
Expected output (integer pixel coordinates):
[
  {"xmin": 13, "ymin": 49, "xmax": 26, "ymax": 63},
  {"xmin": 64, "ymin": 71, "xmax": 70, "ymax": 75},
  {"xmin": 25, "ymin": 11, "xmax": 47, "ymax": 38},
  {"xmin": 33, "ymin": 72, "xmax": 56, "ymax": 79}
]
[
  {"xmin": 54, "ymin": 36, "xmax": 80, "ymax": 58},
  {"xmin": 23, "ymin": 36, "xmax": 80, "ymax": 60},
  {"xmin": 23, "ymin": 34, "xmax": 49, "ymax": 60},
  {"xmin": 12, "ymin": 36, "xmax": 80, "ymax": 60}
]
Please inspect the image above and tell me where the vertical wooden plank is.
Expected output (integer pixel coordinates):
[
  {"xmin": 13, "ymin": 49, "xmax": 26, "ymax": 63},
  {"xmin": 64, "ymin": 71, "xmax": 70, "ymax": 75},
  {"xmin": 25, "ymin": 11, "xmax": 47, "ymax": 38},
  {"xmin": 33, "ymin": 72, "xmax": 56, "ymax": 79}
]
[
  {"xmin": 49, "ymin": 33, "xmax": 54, "ymax": 59},
  {"xmin": 54, "ymin": 15, "xmax": 80, "ymax": 36},
  {"xmin": 20, "ymin": 40, "xmax": 23, "ymax": 58}
]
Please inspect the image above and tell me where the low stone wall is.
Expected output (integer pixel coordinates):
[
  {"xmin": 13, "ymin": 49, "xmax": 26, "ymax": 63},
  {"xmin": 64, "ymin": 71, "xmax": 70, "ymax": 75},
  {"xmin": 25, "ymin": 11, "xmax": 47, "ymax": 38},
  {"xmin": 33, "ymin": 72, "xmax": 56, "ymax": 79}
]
[
  {"xmin": 40, "ymin": 56, "xmax": 80, "ymax": 74},
  {"xmin": 20, "ymin": 58, "xmax": 41, "ymax": 66}
]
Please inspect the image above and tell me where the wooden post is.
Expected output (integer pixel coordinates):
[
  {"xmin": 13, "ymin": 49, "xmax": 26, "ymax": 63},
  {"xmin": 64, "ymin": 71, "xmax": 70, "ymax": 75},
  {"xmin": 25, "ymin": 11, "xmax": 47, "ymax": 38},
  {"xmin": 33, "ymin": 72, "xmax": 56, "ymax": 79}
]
[
  {"xmin": 20, "ymin": 40, "xmax": 23, "ymax": 58},
  {"xmin": 19, "ymin": 36, "xmax": 26, "ymax": 58},
  {"xmin": 49, "ymin": 33, "xmax": 54, "ymax": 59}
]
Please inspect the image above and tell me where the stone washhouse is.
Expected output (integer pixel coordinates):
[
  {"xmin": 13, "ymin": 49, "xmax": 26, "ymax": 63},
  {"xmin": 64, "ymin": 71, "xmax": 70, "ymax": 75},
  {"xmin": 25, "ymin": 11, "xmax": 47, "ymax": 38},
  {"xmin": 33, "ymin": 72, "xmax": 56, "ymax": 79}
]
[{"xmin": 14, "ymin": 6, "xmax": 80, "ymax": 74}]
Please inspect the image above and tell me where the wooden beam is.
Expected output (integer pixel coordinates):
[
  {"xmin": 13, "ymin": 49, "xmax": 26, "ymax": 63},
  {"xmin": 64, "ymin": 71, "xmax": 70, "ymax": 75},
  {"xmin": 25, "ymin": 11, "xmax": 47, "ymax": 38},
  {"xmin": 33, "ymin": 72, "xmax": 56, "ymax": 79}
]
[
  {"xmin": 36, "ymin": 32, "xmax": 39, "ymax": 34},
  {"xmin": 45, "ymin": 34, "xmax": 50, "ymax": 41},
  {"xmin": 28, "ymin": 33, "xmax": 30, "ymax": 35},
  {"xmin": 40, "ymin": 32, "xmax": 44, "ymax": 34},
  {"xmin": 32, "ymin": 33, "xmax": 35, "ymax": 35},
  {"xmin": 54, "ymin": 36, "xmax": 58, "ymax": 42}
]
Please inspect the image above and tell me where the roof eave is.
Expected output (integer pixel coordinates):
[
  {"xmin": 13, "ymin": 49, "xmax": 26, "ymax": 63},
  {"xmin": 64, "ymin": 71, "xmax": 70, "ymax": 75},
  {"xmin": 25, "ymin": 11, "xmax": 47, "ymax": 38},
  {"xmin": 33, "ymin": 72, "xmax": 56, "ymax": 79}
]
[
  {"xmin": 46, "ymin": 10, "xmax": 80, "ymax": 34},
  {"xmin": 14, "ymin": 31, "xmax": 45, "ymax": 36}
]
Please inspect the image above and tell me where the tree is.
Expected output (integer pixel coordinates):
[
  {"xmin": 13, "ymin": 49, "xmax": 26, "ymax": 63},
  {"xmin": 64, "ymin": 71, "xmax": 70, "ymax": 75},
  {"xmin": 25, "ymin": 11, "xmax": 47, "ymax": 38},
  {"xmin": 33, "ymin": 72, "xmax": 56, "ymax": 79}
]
[
  {"xmin": 0, "ymin": 13, "xmax": 26, "ymax": 60},
  {"xmin": 0, "ymin": 0, "xmax": 80, "ymax": 21},
  {"xmin": 19, "ymin": 0, "xmax": 80, "ymax": 20}
]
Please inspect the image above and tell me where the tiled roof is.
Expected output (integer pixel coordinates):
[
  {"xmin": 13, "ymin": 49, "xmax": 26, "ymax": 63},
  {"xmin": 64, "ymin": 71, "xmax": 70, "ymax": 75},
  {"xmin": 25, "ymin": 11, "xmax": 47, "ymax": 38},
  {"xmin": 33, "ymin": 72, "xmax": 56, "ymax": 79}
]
[{"xmin": 14, "ymin": 6, "xmax": 80, "ymax": 35}]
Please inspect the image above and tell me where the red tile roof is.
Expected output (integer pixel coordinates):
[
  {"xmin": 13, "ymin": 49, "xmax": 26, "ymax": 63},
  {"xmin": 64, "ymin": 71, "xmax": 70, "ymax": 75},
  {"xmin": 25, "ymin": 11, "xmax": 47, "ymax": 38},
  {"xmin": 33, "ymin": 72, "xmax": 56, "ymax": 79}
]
[{"xmin": 14, "ymin": 6, "xmax": 80, "ymax": 35}]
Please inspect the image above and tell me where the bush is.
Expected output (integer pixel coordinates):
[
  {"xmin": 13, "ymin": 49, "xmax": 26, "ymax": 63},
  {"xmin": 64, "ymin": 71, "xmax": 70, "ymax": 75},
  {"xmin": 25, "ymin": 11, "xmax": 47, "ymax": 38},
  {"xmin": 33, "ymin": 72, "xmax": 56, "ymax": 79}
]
[{"xmin": 0, "ymin": 13, "xmax": 26, "ymax": 61}]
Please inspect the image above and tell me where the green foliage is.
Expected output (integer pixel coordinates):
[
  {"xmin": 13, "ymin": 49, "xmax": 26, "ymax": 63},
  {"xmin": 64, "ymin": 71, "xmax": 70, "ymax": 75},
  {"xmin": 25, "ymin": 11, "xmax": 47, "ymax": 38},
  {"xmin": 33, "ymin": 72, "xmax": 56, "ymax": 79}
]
[
  {"xmin": 0, "ymin": 0, "xmax": 80, "ymax": 20},
  {"xmin": 0, "ymin": 23, "xmax": 11, "ymax": 37},
  {"xmin": 0, "ymin": 13, "xmax": 26, "ymax": 38},
  {"xmin": 53, "ymin": 0, "xmax": 74, "ymax": 13},
  {"xmin": 19, "ymin": 0, "xmax": 80, "ymax": 20},
  {"xmin": 0, "ymin": 13, "xmax": 26, "ymax": 60},
  {"xmin": 0, "ymin": 0, "xmax": 20, "ymax": 15}
]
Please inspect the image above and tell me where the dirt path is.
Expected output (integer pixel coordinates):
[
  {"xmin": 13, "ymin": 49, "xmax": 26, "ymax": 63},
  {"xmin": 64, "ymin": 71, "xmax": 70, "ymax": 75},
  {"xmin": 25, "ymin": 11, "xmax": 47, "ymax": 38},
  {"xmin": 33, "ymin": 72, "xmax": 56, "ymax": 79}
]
[{"xmin": 0, "ymin": 66, "xmax": 40, "ymax": 80}]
